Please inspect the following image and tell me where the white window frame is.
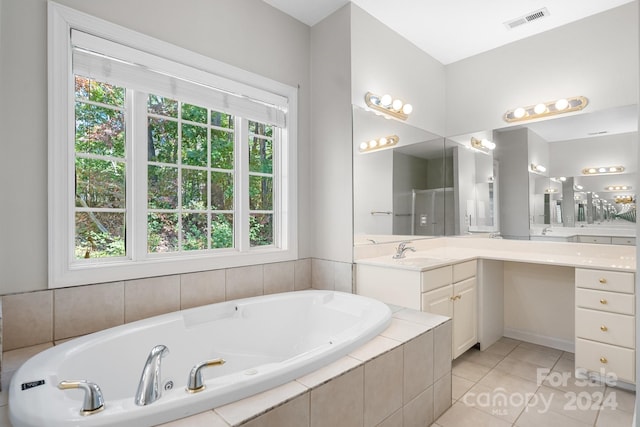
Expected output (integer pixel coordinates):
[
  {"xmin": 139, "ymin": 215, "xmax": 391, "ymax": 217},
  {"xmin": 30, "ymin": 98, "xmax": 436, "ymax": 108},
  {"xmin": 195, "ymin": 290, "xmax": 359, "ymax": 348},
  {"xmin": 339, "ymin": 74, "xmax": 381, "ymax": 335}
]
[{"xmin": 48, "ymin": 2, "xmax": 298, "ymax": 288}]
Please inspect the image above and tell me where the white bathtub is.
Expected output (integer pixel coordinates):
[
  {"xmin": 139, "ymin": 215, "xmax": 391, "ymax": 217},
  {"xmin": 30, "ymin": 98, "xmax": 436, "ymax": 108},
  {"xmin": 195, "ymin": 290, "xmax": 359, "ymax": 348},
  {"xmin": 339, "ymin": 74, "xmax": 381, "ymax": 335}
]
[{"xmin": 9, "ymin": 290, "xmax": 391, "ymax": 427}]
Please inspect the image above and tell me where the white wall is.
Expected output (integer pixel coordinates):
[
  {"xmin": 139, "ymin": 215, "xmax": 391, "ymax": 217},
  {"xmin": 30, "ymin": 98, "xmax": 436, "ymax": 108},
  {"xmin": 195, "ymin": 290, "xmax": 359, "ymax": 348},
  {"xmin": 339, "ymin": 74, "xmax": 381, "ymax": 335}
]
[
  {"xmin": 0, "ymin": 0, "xmax": 311, "ymax": 294},
  {"xmin": 446, "ymin": 2, "xmax": 639, "ymax": 137}
]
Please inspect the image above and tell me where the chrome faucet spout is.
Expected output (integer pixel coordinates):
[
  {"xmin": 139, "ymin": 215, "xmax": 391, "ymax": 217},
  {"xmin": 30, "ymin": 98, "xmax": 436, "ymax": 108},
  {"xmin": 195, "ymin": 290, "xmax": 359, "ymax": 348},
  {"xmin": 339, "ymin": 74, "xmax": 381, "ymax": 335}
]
[
  {"xmin": 135, "ymin": 344, "xmax": 169, "ymax": 406},
  {"xmin": 393, "ymin": 241, "xmax": 416, "ymax": 259}
]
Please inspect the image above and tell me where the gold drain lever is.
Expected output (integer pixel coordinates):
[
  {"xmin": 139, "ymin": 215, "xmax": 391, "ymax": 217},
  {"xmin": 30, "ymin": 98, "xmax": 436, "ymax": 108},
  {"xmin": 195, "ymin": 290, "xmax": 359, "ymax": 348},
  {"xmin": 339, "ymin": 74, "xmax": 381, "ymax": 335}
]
[{"xmin": 186, "ymin": 358, "xmax": 226, "ymax": 393}]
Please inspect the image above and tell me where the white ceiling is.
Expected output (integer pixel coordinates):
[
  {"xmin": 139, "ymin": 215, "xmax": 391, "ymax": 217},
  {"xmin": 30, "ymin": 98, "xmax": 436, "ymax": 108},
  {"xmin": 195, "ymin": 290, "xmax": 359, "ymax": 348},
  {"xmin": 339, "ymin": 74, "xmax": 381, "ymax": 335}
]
[{"xmin": 261, "ymin": 0, "xmax": 634, "ymax": 64}]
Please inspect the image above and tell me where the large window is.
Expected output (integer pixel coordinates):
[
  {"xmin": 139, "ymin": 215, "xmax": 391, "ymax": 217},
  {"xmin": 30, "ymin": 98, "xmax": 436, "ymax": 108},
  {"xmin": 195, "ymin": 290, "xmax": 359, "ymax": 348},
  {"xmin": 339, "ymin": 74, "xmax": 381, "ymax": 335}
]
[{"xmin": 49, "ymin": 4, "xmax": 297, "ymax": 287}]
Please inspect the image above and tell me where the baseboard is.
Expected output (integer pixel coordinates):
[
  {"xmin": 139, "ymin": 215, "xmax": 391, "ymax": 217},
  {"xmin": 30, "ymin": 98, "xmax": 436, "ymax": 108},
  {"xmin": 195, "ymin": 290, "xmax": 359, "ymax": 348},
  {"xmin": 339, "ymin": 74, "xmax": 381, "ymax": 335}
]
[{"xmin": 503, "ymin": 327, "xmax": 574, "ymax": 353}]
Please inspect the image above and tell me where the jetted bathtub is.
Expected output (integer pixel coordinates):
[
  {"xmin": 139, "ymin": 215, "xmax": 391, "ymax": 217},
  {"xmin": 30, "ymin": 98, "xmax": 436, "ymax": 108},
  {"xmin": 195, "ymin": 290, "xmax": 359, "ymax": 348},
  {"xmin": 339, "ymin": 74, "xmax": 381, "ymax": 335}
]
[{"xmin": 9, "ymin": 290, "xmax": 391, "ymax": 427}]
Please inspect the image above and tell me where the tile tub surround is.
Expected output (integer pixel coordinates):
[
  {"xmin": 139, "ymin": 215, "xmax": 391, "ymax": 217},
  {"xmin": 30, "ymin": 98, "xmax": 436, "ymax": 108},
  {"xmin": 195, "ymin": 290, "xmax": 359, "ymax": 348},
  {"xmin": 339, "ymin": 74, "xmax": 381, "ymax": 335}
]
[
  {"xmin": 0, "ymin": 308, "xmax": 452, "ymax": 427},
  {"xmin": 0, "ymin": 259, "xmax": 315, "ymax": 352}
]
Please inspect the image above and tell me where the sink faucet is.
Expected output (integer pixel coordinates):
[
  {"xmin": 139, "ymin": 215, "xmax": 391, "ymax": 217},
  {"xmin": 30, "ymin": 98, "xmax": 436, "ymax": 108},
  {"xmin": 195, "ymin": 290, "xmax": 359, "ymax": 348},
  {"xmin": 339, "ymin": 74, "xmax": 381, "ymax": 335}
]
[
  {"xmin": 541, "ymin": 226, "xmax": 552, "ymax": 235},
  {"xmin": 135, "ymin": 344, "xmax": 169, "ymax": 406},
  {"xmin": 393, "ymin": 241, "xmax": 416, "ymax": 259}
]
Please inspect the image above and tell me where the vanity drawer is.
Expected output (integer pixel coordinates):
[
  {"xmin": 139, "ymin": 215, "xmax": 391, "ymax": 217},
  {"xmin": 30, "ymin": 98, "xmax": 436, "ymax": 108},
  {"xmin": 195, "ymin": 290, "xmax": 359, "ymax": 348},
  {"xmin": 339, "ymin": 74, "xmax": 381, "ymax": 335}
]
[
  {"xmin": 575, "ymin": 288, "xmax": 635, "ymax": 315},
  {"xmin": 421, "ymin": 266, "xmax": 452, "ymax": 293},
  {"xmin": 575, "ymin": 269, "xmax": 634, "ymax": 294},
  {"xmin": 575, "ymin": 338, "xmax": 635, "ymax": 383},
  {"xmin": 577, "ymin": 236, "xmax": 612, "ymax": 244},
  {"xmin": 575, "ymin": 308, "xmax": 634, "ymax": 348},
  {"xmin": 453, "ymin": 260, "xmax": 476, "ymax": 283},
  {"xmin": 611, "ymin": 237, "xmax": 636, "ymax": 246}
]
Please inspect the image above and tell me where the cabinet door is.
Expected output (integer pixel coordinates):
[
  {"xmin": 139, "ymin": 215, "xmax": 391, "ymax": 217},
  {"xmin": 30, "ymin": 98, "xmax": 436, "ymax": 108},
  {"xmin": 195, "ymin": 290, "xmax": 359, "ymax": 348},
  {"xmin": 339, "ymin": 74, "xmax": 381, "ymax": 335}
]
[
  {"xmin": 453, "ymin": 277, "xmax": 477, "ymax": 359},
  {"xmin": 421, "ymin": 285, "xmax": 453, "ymax": 318}
]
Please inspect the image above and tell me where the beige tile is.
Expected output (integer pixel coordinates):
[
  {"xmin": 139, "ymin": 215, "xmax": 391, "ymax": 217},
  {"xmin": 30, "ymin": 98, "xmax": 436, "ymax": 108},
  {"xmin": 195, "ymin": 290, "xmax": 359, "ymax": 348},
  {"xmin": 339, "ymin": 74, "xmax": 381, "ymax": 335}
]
[
  {"xmin": 180, "ymin": 270, "xmax": 225, "ymax": 309},
  {"xmin": 349, "ymin": 335, "xmax": 401, "ymax": 363},
  {"xmin": 451, "ymin": 359, "xmax": 491, "ymax": 382},
  {"xmin": 0, "ymin": 370, "xmax": 15, "ymax": 406},
  {"xmin": 551, "ymin": 356, "xmax": 574, "ymax": 374},
  {"xmin": 124, "ymin": 275, "xmax": 180, "ymax": 323},
  {"xmin": 542, "ymin": 370, "xmax": 605, "ymax": 395},
  {"xmin": 403, "ymin": 386, "xmax": 434, "ymax": 427},
  {"xmin": 2, "ymin": 291, "xmax": 53, "ymax": 350},
  {"xmin": 458, "ymin": 348, "xmax": 504, "ymax": 369},
  {"xmin": 603, "ymin": 386, "xmax": 635, "ymax": 413},
  {"xmin": 225, "ymin": 265, "xmax": 264, "ymax": 300},
  {"xmin": 484, "ymin": 340, "xmax": 518, "ymax": 357},
  {"xmin": 434, "ymin": 320, "xmax": 452, "ymax": 381},
  {"xmin": 515, "ymin": 403, "xmax": 593, "ymax": 427},
  {"xmin": 508, "ymin": 346, "xmax": 561, "ymax": 369},
  {"xmin": 2, "ymin": 343, "xmax": 53, "ymax": 372},
  {"xmin": 562, "ymin": 351, "xmax": 575, "ymax": 361},
  {"xmin": 216, "ymin": 381, "xmax": 307, "ymax": 426},
  {"xmin": 241, "ymin": 392, "xmax": 310, "ymax": 427},
  {"xmin": 595, "ymin": 404, "xmax": 634, "ymax": 427},
  {"xmin": 54, "ymin": 282, "xmax": 124, "ymax": 340},
  {"xmin": 380, "ymin": 318, "xmax": 429, "ymax": 342},
  {"xmin": 0, "ymin": 405, "xmax": 11, "ymax": 427},
  {"xmin": 463, "ymin": 377, "xmax": 534, "ymax": 423},
  {"xmin": 436, "ymin": 401, "xmax": 511, "ymax": 427},
  {"xmin": 294, "ymin": 259, "xmax": 312, "ymax": 290},
  {"xmin": 433, "ymin": 372, "xmax": 452, "ymax": 420},
  {"xmin": 376, "ymin": 409, "xmax": 402, "ymax": 427},
  {"xmin": 498, "ymin": 337, "xmax": 521, "ymax": 346},
  {"xmin": 525, "ymin": 386, "xmax": 599, "ymax": 426},
  {"xmin": 158, "ymin": 411, "xmax": 229, "ymax": 426},
  {"xmin": 494, "ymin": 356, "xmax": 548, "ymax": 384},
  {"xmin": 364, "ymin": 346, "xmax": 403, "ymax": 426},
  {"xmin": 311, "ymin": 259, "xmax": 334, "ymax": 290},
  {"xmin": 517, "ymin": 342, "xmax": 563, "ymax": 358},
  {"xmin": 263, "ymin": 261, "xmax": 295, "ymax": 295},
  {"xmin": 310, "ymin": 366, "xmax": 364, "ymax": 427},
  {"xmin": 296, "ymin": 356, "xmax": 361, "ymax": 388},
  {"xmin": 393, "ymin": 309, "xmax": 449, "ymax": 330},
  {"xmin": 452, "ymin": 375, "xmax": 475, "ymax": 400},
  {"xmin": 334, "ymin": 262, "xmax": 353, "ymax": 294},
  {"xmin": 404, "ymin": 330, "xmax": 434, "ymax": 404}
]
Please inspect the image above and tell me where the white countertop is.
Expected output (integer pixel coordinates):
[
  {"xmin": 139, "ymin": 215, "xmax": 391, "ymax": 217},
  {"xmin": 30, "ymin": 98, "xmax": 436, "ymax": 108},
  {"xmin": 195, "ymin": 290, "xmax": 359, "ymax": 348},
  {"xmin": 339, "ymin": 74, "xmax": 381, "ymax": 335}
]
[{"xmin": 355, "ymin": 237, "xmax": 636, "ymax": 273}]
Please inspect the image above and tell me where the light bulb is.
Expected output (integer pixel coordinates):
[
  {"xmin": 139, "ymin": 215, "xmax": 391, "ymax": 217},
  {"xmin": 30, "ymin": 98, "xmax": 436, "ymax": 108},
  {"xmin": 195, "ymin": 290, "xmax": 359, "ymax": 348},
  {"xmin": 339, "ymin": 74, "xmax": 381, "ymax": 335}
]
[
  {"xmin": 622, "ymin": 186, "xmax": 628, "ymax": 190},
  {"xmin": 555, "ymin": 99, "xmax": 569, "ymax": 110},
  {"xmin": 481, "ymin": 139, "xmax": 496, "ymax": 150},
  {"xmin": 615, "ymin": 186, "xmax": 621, "ymax": 190},
  {"xmin": 392, "ymin": 99, "xmax": 403, "ymax": 111},
  {"xmin": 598, "ymin": 167, "xmax": 607, "ymax": 173},
  {"xmin": 609, "ymin": 167, "xmax": 619, "ymax": 172},
  {"xmin": 380, "ymin": 94, "xmax": 392, "ymax": 107},
  {"xmin": 379, "ymin": 137, "xmax": 388, "ymax": 146},
  {"xmin": 369, "ymin": 139, "xmax": 378, "ymax": 148},
  {"xmin": 359, "ymin": 142, "xmax": 368, "ymax": 151},
  {"xmin": 402, "ymin": 104, "xmax": 413, "ymax": 115},
  {"xmin": 560, "ymin": 177, "xmax": 567, "ymax": 181},
  {"xmin": 534, "ymin": 103, "xmax": 547, "ymax": 114},
  {"xmin": 513, "ymin": 107, "xmax": 526, "ymax": 119},
  {"xmin": 588, "ymin": 168, "xmax": 597, "ymax": 174}
]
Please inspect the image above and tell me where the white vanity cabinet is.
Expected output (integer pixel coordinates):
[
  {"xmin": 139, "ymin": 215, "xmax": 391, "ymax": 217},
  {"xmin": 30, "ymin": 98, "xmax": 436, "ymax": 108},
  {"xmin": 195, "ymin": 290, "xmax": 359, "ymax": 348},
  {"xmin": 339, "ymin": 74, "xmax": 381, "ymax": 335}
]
[
  {"xmin": 356, "ymin": 259, "xmax": 477, "ymax": 359},
  {"xmin": 574, "ymin": 268, "xmax": 636, "ymax": 383}
]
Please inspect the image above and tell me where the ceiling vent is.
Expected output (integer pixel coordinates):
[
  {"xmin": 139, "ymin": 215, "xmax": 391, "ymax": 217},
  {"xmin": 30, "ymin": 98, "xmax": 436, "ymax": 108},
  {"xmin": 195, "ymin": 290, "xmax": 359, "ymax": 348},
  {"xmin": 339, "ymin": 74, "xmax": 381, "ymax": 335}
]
[{"xmin": 504, "ymin": 8, "xmax": 550, "ymax": 30}]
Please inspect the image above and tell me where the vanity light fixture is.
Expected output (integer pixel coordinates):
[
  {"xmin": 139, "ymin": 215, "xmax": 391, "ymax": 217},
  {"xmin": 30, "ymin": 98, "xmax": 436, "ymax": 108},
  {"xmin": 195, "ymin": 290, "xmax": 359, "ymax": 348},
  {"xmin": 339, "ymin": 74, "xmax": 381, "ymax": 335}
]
[
  {"xmin": 574, "ymin": 184, "xmax": 584, "ymax": 191},
  {"xmin": 606, "ymin": 186, "xmax": 632, "ymax": 191},
  {"xmin": 530, "ymin": 163, "xmax": 547, "ymax": 174},
  {"xmin": 545, "ymin": 188, "xmax": 558, "ymax": 193},
  {"xmin": 470, "ymin": 137, "xmax": 496, "ymax": 153},
  {"xmin": 365, "ymin": 92, "xmax": 412, "ymax": 120},
  {"xmin": 504, "ymin": 96, "xmax": 588, "ymax": 123},
  {"xmin": 359, "ymin": 135, "xmax": 399, "ymax": 153},
  {"xmin": 615, "ymin": 195, "xmax": 635, "ymax": 204},
  {"xmin": 582, "ymin": 166, "xmax": 625, "ymax": 175},
  {"xmin": 550, "ymin": 177, "xmax": 567, "ymax": 183}
]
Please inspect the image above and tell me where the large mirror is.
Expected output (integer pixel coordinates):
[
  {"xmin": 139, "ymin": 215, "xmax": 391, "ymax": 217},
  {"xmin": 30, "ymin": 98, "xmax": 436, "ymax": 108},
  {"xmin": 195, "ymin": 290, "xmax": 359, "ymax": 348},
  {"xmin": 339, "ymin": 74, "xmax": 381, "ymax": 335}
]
[{"xmin": 353, "ymin": 105, "xmax": 499, "ymax": 244}]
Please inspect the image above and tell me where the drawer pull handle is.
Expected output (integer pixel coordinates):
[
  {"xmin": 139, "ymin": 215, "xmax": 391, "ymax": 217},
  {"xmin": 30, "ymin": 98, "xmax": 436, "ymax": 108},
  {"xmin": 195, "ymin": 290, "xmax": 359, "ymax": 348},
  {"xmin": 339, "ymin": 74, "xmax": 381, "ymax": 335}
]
[
  {"xmin": 600, "ymin": 325, "xmax": 608, "ymax": 332},
  {"xmin": 599, "ymin": 278, "xmax": 607, "ymax": 284},
  {"xmin": 600, "ymin": 298, "xmax": 608, "ymax": 305},
  {"xmin": 600, "ymin": 357, "xmax": 608, "ymax": 364},
  {"xmin": 450, "ymin": 295, "xmax": 461, "ymax": 301}
]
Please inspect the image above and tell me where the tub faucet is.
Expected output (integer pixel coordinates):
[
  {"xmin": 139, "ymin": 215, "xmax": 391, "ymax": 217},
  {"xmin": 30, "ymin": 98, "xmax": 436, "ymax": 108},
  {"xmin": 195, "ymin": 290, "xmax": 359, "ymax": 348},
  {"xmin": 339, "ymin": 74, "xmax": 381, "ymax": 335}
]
[
  {"xmin": 58, "ymin": 380, "xmax": 105, "ymax": 415},
  {"xmin": 393, "ymin": 241, "xmax": 416, "ymax": 259},
  {"xmin": 135, "ymin": 344, "xmax": 170, "ymax": 406}
]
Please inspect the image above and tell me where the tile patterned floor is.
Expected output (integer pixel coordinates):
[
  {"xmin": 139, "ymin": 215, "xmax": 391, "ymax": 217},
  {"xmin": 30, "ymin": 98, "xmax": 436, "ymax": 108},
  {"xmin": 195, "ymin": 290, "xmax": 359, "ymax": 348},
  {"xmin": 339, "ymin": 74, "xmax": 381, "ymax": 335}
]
[{"xmin": 432, "ymin": 337, "xmax": 635, "ymax": 427}]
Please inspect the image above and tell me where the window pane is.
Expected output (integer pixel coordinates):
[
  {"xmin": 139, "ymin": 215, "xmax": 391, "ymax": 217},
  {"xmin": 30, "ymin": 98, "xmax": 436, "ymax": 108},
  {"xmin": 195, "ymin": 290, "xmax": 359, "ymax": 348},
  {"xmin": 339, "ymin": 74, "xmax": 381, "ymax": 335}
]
[
  {"xmin": 211, "ymin": 111, "xmax": 234, "ymax": 129},
  {"xmin": 182, "ymin": 213, "xmax": 207, "ymax": 250},
  {"xmin": 75, "ymin": 212, "xmax": 125, "ymax": 258},
  {"xmin": 250, "ymin": 214, "xmax": 273, "ymax": 247},
  {"xmin": 249, "ymin": 136, "xmax": 272, "ymax": 174},
  {"xmin": 211, "ymin": 172, "xmax": 234, "ymax": 210},
  {"xmin": 148, "ymin": 118, "xmax": 178, "ymax": 163},
  {"xmin": 211, "ymin": 129, "xmax": 234, "ymax": 170},
  {"xmin": 249, "ymin": 176, "xmax": 273, "ymax": 210},
  {"xmin": 75, "ymin": 158, "xmax": 125, "ymax": 208},
  {"xmin": 148, "ymin": 165, "xmax": 178, "ymax": 209},
  {"xmin": 182, "ymin": 169, "xmax": 207, "ymax": 210},
  {"xmin": 182, "ymin": 124, "xmax": 207, "ymax": 166},
  {"xmin": 249, "ymin": 121, "xmax": 273, "ymax": 138},
  {"xmin": 182, "ymin": 103, "xmax": 207, "ymax": 123},
  {"xmin": 75, "ymin": 103, "xmax": 125, "ymax": 157},
  {"xmin": 147, "ymin": 213, "xmax": 178, "ymax": 253},
  {"xmin": 211, "ymin": 214, "xmax": 233, "ymax": 248},
  {"xmin": 75, "ymin": 76, "xmax": 124, "ymax": 107},
  {"xmin": 148, "ymin": 94, "xmax": 178, "ymax": 118}
]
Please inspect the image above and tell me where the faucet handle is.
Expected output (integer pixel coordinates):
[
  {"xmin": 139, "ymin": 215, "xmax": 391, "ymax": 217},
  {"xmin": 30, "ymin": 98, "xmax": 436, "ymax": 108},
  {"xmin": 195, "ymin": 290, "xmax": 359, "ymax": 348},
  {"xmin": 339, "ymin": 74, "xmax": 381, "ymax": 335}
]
[
  {"xmin": 186, "ymin": 358, "xmax": 226, "ymax": 393},
  {"xmin": 58, "ymin": 380, "xmax": 105, "ymax": 415},
  {"xmin": 397, "ymin": 241, "xmax": 412, "ymax": 249}
]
